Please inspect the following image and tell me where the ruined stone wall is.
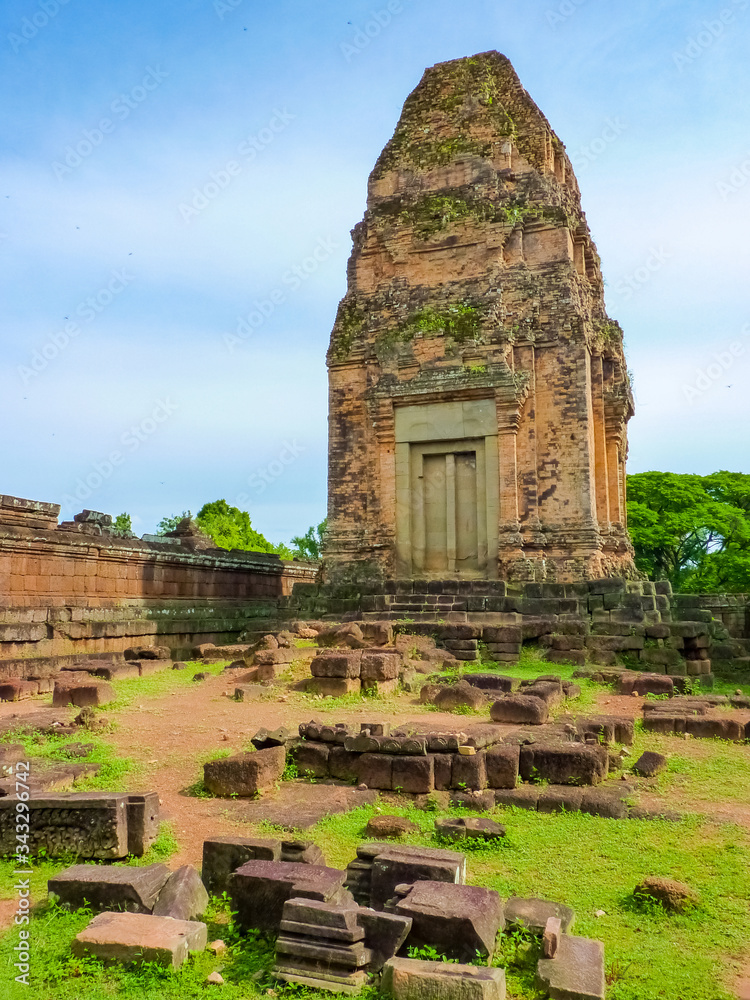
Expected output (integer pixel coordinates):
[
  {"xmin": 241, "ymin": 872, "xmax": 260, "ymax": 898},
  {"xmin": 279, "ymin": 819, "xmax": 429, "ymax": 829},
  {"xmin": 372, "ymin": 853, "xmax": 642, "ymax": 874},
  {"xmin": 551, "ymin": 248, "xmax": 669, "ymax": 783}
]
[
  {"xmin": 0, "ymin": 495, "xmax": 316, "ymax": 667},
  {"xmin": 325, "ymin": 51, "xmax": 635, "ymax": 585}
]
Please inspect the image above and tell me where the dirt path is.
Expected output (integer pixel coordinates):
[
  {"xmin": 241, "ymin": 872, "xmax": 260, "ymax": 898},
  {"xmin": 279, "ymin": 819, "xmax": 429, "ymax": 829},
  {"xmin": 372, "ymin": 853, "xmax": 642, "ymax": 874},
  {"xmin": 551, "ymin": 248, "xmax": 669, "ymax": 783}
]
[{"xmin": 105, "ymin": 669, "xmax": 470, "ymax": 867}]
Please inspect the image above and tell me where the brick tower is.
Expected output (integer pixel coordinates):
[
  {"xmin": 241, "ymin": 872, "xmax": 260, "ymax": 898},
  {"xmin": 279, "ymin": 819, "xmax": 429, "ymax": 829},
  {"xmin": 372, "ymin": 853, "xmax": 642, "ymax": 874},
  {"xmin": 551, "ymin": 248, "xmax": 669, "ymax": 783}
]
[{"xmin": 324, "ymin": 51, "xmax": 636, "ymax": 585}]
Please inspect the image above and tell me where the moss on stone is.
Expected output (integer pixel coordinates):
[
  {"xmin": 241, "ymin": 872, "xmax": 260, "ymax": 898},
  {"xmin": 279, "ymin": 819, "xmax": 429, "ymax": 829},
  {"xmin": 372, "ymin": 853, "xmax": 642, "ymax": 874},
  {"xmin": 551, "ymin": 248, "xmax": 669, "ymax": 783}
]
[
  {"xmin": 373, "ymin": 193, "xmax": 572, "ymax": 241},
  {"xmin": 375, "ymin": 303, "xmax": 483, "ymax": 355},
  {"xmin": 330, "ymin": 301, "xmax": 365, "ymax": 360}
]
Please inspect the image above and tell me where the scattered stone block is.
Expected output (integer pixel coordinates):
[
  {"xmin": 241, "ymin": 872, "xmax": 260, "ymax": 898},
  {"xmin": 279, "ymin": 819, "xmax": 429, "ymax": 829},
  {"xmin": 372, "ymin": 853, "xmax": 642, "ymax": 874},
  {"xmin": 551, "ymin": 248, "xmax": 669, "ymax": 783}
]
[
  {"xmin": 53, "ymin": 680, "xmax": 115, "ymax": 708},
  {"xmin": 634, "ymin": 876, "xmax": 699, "ymax": 913},
  {"xmin": 463, "ymin": 674, "xmax": 520, "ymax": 694},
  {"xmin": 537, "ymin": 786, "xmax": 584, "ymax": 814},
  {"xmin": 490, "ymin": 696, "xmax": 549, "ymax": 725},
  {"xmin": 72, "ymin": 911, "xmax": 207, "ymax": 968},
  {"xmin": 309, "ymin": 677, "xmax": 361, "ymax": 697},
  {"xmin": 153, "ymin": 865, "xmax": 208, "ymax": 920},
  {"xmin": 126, "ymin": 792, "xmax": 160, "ymax": 857},
  {"xmin": 579, "ymin": 787, "xmax": 629, "ymax": 819},
  {"xmin": 202, "ymin": 836, "xmax": 282, "ymax": 894},
  {"xmin": 0, "ymin": 679, "xmax": 39, "ymax": 702},
  {"xmin": 203, "ymin": 745, "xmax": 285, "ymax": 797},
  {"xmin": 526, "ymin": 745, "xmax": 608, "ymax": 786},
  {"xmin": 435, "ymin": 817, "xmax": 505, "ymax": 843},
  {"xmin": 357, "ymin": 908, "xmax": 413, "ymax": 972},
  {"xmin": 536, "ymin": 934, "xmax": 605, "ymax": 1000},
  {"xmin": 382, "ymin": 957, "xmax": 506, "ymax": 1000},
  {"xmin": 295, "ymin": 741, "xmax": 331, "ymax": 778},
  {"xmin": 632, "ymin": 751, "xmax": 667, "ymax": 777},
  {"xmin": 228, "ymin": 860, "xmax": 350, "ymax": 933},
  {"xmin": 485, "ymin": 745, "xmax": 520, "ymax": 789},
  {"xmin": 684, "ymin": 717, "xmax": 744, "ymax": 740},
  {"xmin": 357, "ymin": 753, "xmax": 394, "ymax": 790},
  {"xmin": 433, "ymin": 680, "xmax": 488, "ymax": 712},
  {"xmin": 281, "ymin": 840, "xmax": 326, "ymax": 865},
  {"xmin": 392, "ymin": 880, "xmax": 504, "ymax": 962},
  {"xmin": 49, "ymin": 863, "xmax": 171, "ymax": 913},
  {"xmin": 235, "ymin": 683, "xmax": 268, "ymax": 700},
  {"xmin": 361, "ymin": 677, "xmax": 399, "ymax": 696},
  {"xmin": 0, "ymin": 793, "xmax": 131, "ymax": 859},
  {"xmin": 328, "ymin": 745, "xmax": 362, "ymax": 783},
  {"xmin": 310, "ymin": 650, "xmax": 362, "ymax": 678},
  {"xmin": 360, "ymin": 650, "xmax": 401, "ymax": 681},
  {"xmin": 93, "ymin": 663, "xmax": 140, "ymax": 681},
  {"xmin": 136, "ymin": 659, "xmax": 173, "ymax": 676},
  {"xmin": 124, "ymin": 645, "xmax": 171, "ymax": 660},
  {"xmin": 618, "ymin": 673, "xmax": 674, "ymax": 697},
  {"xmin": 392, "ymin": 754, "xmax": 435, "ymax": 794},
  {"xmin": 449, "ymin": 789, "xmax": 496, "ymax": 812},
  {"xmin": 451, "ymin": 751, "xmax": 487, "ymax": 790},
  {"xmin": 369, "ymin": 845, "xmax": 466, "ymax": 911},
  {"xmin": 543, "ymin": 916, "xmax": 561, "ymax": 958},
  {"xmin": 505, "ymin": 897, "xmax": 575, "ymax": 934},
  {"xmin": 493, "ymin": 786, "xmax": 539, "ymax": 810},
  {"xmin": 365, "ymin": 816, "xmax": 419, "ymax": 839}
]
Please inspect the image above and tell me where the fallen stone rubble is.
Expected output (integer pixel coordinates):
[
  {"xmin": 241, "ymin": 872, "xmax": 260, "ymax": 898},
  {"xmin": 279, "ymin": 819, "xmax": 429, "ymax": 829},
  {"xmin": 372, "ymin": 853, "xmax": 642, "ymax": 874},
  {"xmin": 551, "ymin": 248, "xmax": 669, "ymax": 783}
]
[{"xmin": 54, "ymin": 838, "xmax": 605, "ymax": 994}]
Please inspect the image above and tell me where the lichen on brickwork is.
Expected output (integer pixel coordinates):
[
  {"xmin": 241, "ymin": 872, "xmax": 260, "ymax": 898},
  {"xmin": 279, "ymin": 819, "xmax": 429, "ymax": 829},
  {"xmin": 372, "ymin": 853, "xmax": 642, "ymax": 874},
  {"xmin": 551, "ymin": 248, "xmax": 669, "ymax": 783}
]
[
  {"xmin": 374, "ymin": 304, "xmax": 484, "ymax": 357},
  {"xmin": 373, "ymin": 193, "xmax": 572, "ymax": 242},
  {"xmin": 330, "ymin": 300, "xmax": 366, "ymax": 360}
]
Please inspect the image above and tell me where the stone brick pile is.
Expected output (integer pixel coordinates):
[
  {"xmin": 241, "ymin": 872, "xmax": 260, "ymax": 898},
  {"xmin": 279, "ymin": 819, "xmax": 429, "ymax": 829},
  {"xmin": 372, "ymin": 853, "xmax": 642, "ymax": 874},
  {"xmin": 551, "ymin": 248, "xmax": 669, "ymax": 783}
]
[
  {"xmin": 53, "ymin": 862, "xmax": 209, "ymax": 969},
  {"xmin": 290, "ymin": 715, "xmax": 633, "ymax": 793},
  {"xmin": 641, "ymin": 696, "xmax": 750, "ymax": 741},
  {"xmin": 0, "ymin": 645, "xmax": 175, "ymax": 706},
  {"xmin": 0, "ymin": 791, "xmax": 159, "ymax": 858},
  {"xmin": 54, "ymin": 835, "xmax": 605, "ymax": 992}
]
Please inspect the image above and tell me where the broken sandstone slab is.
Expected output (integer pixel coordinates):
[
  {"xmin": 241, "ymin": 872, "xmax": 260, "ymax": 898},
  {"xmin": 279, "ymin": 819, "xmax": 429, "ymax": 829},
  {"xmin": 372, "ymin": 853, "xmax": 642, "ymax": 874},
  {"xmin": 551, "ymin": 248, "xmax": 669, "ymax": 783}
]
[
  {"xmin": 490, "ymin": 695, "xmax": 549, "ymax": 725},
  {"xmin": 391, "ymin": 880, "xmax": 504, "ymax": 962},
  {"xmin": 382, "ymin": 957, "xmax": 506, "ymax": 1000},
  {"xmin": 505, "ymin": 897, "xmax": 575, "ymax": 936},
  {"xmin": 152, "ymin": 865, "xmax": 208, "ymax": 921},
  {"xmin": 72, "ymin": 911, "xmax": 207, "ymax": 968},
  {"xmin": 52, "ymin": 680, "xmax": 115, "ymax": 708},
  {"xmin": 203, "ymin": 745, "xmax": 285, "ymax": 797},
  {"xmin": 535, "ymin": 934, "xmax": 605, "ymax": 1000},
  {"xmin": 228, "ymin": 860, "xmax": 350, "ymax": 933},
  {"xmin": 49, "ymin": 863, "xmax": 171, "ymax": 913}
]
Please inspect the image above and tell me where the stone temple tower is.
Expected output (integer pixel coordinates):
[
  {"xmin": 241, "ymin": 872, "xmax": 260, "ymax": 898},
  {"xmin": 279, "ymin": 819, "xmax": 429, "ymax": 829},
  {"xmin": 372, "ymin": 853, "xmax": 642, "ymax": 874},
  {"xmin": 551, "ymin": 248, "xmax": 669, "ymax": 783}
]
[{"xmin": 324, "ymin": 51, "xmax": 636, "ymax": 585}]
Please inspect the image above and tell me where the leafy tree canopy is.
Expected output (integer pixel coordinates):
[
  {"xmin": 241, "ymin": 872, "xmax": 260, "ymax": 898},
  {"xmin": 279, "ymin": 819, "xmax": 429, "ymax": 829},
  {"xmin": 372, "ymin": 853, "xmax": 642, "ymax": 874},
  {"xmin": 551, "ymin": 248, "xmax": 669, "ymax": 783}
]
[
  {"xmin": 112, "ymin": 512, "xmax": 133, "ymax": 535},
  {"xmin": 156, "ymin": 511, "xmax": 191, "ymax": 535},
  {"xmin": 627, "ymin": 471, "xmax": 750, "ymax": 592},
  {"xmin": 195, "ymin": 499, "xmax": 293, "ymax": 559},
  {"xmin": 291, "ymin": 518, "xmax": 327, "ymax": 561}
]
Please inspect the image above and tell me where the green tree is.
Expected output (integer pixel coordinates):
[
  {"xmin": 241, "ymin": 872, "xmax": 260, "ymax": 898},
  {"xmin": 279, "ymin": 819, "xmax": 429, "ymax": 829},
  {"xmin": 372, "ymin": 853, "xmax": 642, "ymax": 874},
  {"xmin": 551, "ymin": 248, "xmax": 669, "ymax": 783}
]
[
  {"xmin": 290, "ymin": 518, "xmax": 327, "ymax": 561},
  {"xmin": 627, "ymin": 471, "xmax": 750, "ymax": 592},
  {"xmin": 195, "ymin": 499, "xmax": 293, "ymax": 558},
  {"xmin": 112, "ymin": 514, "xmax": 135, "ymax": 538},
  {"xmin": 112, "ymin": 512, "xmax": 133, "ymax": 535},
  {"xmin": 156, "ymin": 511, "xmax": 192, "ymax": 535}
]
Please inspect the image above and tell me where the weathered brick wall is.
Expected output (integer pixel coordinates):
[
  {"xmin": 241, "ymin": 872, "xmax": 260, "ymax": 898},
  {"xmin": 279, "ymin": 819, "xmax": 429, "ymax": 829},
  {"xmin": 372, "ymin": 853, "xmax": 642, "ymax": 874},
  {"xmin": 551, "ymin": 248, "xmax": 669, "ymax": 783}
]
[{"xmin": 0, "ymin": 495, "xmax": 317, "ymax": 668}]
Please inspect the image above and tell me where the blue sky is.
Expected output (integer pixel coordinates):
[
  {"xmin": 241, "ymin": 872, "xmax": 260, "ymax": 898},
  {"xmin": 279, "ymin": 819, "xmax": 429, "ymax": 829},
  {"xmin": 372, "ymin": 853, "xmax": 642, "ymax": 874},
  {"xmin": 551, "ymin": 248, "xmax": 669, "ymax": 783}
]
[{"xmin": 2, "ymin": 0, "xmax": 748, "ymax": 544}]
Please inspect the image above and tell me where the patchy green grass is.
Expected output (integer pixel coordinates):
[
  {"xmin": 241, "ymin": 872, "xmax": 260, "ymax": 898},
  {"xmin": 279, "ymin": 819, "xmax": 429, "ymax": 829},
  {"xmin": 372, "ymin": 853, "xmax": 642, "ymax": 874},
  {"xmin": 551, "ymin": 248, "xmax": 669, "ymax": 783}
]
[
  {"xmin": 438, "ymin": 646, "xmax": 601, "ymax": 715},
  {"xmin": 106, "ymin": 659, "xmax": 231, "ymax": 710},
  {"xmin": 301, "ymin": 801, "xmax": 750, "ymax": 1000},
  {"xmin": 629, "ymin": 722, "xmax": 750, "ymax": 805},
  {"xmin": 0, "ymin": 727, "xmax": 140, "ymax": 792},
  {"xmin": 2, "ymin": 794, "xmax": 748, "ymax": 999}
]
